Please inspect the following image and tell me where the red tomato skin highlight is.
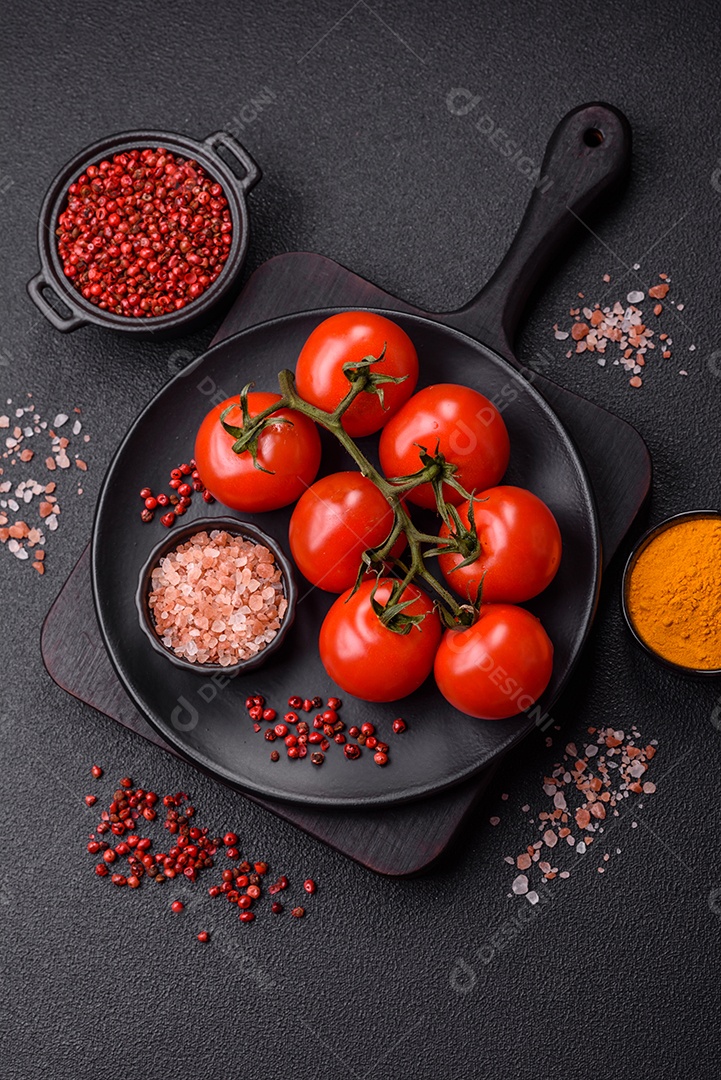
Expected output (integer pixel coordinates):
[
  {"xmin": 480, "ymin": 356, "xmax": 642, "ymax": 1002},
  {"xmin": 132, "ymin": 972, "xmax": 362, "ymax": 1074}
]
[
  {"xmin": 319, "ymin": 579, "xmax": 442, "ymax": 702},
  {"xmin": 288, "ymin": 472, "xmax": 397, "ymax": 593},
  {"xmin": 434, "ymin": 604, "xmax": 553, "ymax": 720},
  {"xmin": 379, "ymin": 383, "xmax": 510, "ymax": 509},
  {"xmin": 194, "ymin": 393, "xmax": 321, "ymax": 513},
  {"xmin": 439, "ymin": 486, "xmax": 562, "ymax": 603},
  {"xmin": 295, "ymin": 312, "xmax": 419, "ymax": 437}
]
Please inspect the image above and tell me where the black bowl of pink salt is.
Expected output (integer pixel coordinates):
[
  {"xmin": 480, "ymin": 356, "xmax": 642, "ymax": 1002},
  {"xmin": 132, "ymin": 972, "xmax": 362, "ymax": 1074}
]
[
  {"xmin": 28, "ymin": 128, "xmax": 260, "ymax": 335},
  {"xmin": 137, "ymin": 518, "xmax": 296, "ymax": 675}
]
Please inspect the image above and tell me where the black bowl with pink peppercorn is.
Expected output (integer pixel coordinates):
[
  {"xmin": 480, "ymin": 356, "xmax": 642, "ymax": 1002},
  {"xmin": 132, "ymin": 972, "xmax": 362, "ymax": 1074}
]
[{"xmin": 28, "ymin": 128, "xmax": 260, "ymax": 335}]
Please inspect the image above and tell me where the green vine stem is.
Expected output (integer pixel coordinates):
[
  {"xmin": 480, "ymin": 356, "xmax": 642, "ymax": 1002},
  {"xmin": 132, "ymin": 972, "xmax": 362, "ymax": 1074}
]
[{"xmin": 221, "ymin": 360, "xmax": 482, "ymax": 631}]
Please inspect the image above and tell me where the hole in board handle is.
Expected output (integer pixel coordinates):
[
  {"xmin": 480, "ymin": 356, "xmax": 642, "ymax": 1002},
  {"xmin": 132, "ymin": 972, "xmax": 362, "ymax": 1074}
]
[{"xmin": 583, "ymin": 127, "xmax": 604, "ymax": 148}]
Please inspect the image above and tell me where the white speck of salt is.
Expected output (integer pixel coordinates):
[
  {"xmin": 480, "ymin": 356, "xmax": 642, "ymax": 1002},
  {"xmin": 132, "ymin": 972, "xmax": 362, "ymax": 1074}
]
[
  {"xmin": 576, "ymin": 841, "xmax": 587, "ymax": 854},
  {"xmin": 512, "ymin": 875, "xmax": 528, "ymax": 895},
  {"xmin": 631, "ymin": 822, "xmax": 638, "ymax": 829},
  {"xmin": 72, "ymin": 420, "xmax": 82, "ymax": 435},
  {"xmin": 521, "ymin": 804, "xmax": 530, "ymax": 813},
  {"xmin": 54, "ymin": 413, "xmax": 68, "ymax": 427},
  {"xmin": 627, "ymin": 290, "xmax": 644, "ymax": 304},
  {"xmin": 526, "ymin": 891, "xmax": 539, "ymax": 905}
]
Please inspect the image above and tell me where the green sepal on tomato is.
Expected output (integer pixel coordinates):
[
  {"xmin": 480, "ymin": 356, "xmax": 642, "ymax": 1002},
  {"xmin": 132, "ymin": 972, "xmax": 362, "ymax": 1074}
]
[
  {"xmin": 289, "ymin": 471, "xmax": 405, "ymax": 593},
  {"xmin": 434, "ymin": 604, "xmax": 553, "ymax": 720},
  {"xmin": 194, "ymin": 392, "xmax": 321, "ymax": 513},
  {"xmin": 439, "ymin": 486, "xmax": 562, "ymax": 604},
  {"xmin": 295, "ymin": 312, "xmax": 419, "ymax": 437},
  {"xmin": 379, "ymin": 383, "xmax": 510, "ymax": 510},
  {"xmin": 319, "ymin": 579, "xmax": 442, "ymax": 702}
]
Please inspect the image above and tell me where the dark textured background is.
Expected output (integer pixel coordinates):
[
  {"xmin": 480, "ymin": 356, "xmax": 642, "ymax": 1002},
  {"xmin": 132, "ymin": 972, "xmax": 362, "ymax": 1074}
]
[{"xmin": 2, "ymin": 2, "xmax": 720, "ymax": 1077}]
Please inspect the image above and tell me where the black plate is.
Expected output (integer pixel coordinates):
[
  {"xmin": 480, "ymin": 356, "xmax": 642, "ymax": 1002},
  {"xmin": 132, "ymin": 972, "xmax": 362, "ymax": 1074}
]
[{"xmin": 91, "ymin": 309, "xmax": 600, "ymax": 807}]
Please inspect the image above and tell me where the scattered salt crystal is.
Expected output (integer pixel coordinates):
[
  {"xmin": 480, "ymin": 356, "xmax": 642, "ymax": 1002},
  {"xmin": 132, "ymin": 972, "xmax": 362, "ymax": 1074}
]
[
  {"xmin": 627, "ymin": 290, "xmax": 644, "ymax": 304},
  {"xmin": 53, "ymin": 413, "xmax": 68, "ymax": 427},
  {"xmin": 526, "ymin": 891, "xmax": 539, "ymax": 905},
  {"xmin": 489, "ymin": 816, "xmax": 500, "ymax": 826},
  {"xmin": 512, "ymin": 874, "xmax": 529, "ymax": 895}
]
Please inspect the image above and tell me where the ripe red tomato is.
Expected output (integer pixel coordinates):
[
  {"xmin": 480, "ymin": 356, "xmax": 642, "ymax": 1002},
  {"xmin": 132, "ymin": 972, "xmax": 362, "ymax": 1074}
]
[
  {"xmin": 295, "ymin": 312, "xmax": 419, "ymax": 437},
  {"xmin": 319, "ymin": 578, "xmax": 442, "ymax": 701},
  {"xmin": 434, "ymin": 604, "xmax": 553, "ymax": 719},
  {"xmin": 289, "ymin": 471, "xmax": 402, "ymax": 592},
  {"xmin": 194, "ymin": 393, "xmax": 321, "ymax": 513},
  {"xmin": 438, "ymin": 486, "xmax": 562, "ymax": 603},
  {"xmin": 378, "ymin": 383, "xmax": 510, "ymax": 509}
]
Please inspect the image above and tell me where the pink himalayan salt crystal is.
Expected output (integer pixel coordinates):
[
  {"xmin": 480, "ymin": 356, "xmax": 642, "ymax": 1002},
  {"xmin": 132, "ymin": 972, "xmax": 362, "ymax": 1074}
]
[{"xmin": 148, "ymin": 529, "xmax": 288, "ymax": 666}]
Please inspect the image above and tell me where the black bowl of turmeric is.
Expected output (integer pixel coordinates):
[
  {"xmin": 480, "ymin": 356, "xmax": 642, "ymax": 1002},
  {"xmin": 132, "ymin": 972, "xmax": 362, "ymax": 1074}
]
[{"xmin": 622, "ymin": 510, "xmax": 721, "ymax": 676}]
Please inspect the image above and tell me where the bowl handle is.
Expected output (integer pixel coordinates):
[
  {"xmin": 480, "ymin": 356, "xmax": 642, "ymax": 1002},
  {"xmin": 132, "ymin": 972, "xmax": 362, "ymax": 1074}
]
[
  {"xmin": 27, "ymin": 272, "xmax": 86, "ymax": 332},
  {"xmin": 202, "ymin": 131, "xmax": 262, "ymax": 194}
]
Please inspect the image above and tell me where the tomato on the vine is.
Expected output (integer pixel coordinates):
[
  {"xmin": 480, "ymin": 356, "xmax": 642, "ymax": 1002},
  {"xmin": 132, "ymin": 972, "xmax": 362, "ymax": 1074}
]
[
  {"xmin": 439, "ymin": 486, "xmax": 562, "ymax": 603},
  {"xmin": 319, "ymin": 578, "xmax": 442, "ymax": 701},
  {"xmin": 289, "ymin": 471, "xmax": 405, "ymax": 592},
  {"xmin": 378, "ymin": 383, "xmax": 510, "ymax": 510},
  {"xmin": 295, "ymin": 312, "xmax": 419, "ymax": 437},
  {"xmin": 194, "ymin": 393, "xmax": 321, "ymax": 513},
  {"xmin": 434, "ymin": 604, "xmax": 553, "ymax": 720}
]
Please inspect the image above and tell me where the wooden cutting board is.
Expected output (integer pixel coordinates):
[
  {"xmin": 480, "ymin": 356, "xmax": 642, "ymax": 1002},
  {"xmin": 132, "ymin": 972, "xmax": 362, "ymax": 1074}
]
[{"xmin": 41, "ymin": 103, "xmax": 651, "ymax": 873}]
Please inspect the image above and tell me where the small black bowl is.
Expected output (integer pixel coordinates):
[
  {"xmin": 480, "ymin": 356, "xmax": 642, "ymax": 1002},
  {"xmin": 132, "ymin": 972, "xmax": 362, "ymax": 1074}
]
[
  {"xmin": 621, "ymin": 509, "xmax": 721, "ymax": 677},
  {"xmin": 28, "ymin": 128, "xmax": 260, "ymax": 336},
  {"xmin": 136, "ymin": 516, "xmax": 297, "ymax": 676}
]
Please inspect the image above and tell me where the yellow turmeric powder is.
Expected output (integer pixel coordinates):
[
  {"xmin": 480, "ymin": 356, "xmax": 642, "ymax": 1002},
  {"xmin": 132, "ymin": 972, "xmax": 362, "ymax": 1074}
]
[{"xmin": 626, "ymin": 515, "xmax": 721, "ymax": 670}]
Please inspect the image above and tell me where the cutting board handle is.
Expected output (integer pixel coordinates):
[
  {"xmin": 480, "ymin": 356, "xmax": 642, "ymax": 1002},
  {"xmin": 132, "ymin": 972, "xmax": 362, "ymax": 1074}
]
[{"xmin": 442, "ymin": 102, "xmax": 631, "ymax": 362}]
